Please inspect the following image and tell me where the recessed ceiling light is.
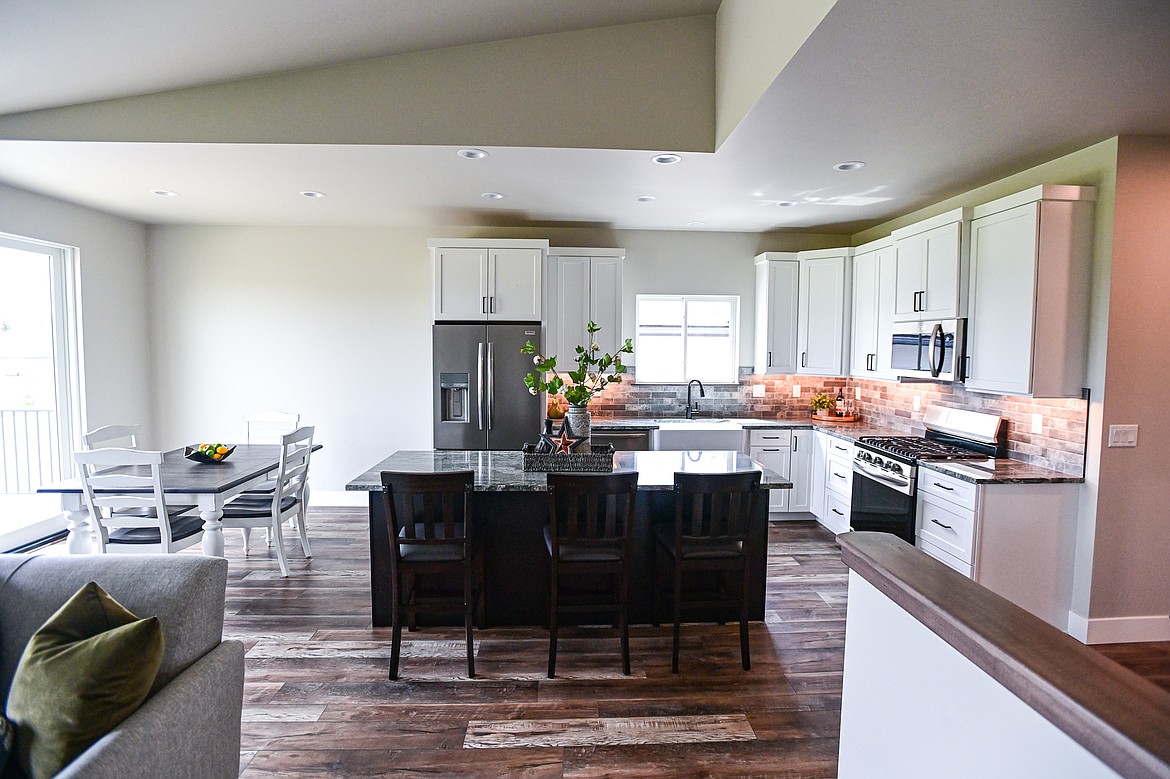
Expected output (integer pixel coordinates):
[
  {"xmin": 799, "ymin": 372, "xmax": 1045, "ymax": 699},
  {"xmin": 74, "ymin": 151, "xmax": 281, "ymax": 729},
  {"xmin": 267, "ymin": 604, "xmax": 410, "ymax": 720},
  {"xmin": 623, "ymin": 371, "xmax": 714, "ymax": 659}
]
[
  {"xmin": 300, "ymin": 190, "xmax": 327, "ymax": 198},
  {"xmin": 636, "ymin": 195, "xmax": 656, "ymax": 203},
  {"xmin": 151, "ymin": 189, "xmax": 179, "ymax": 197},
  {"xmin": 481, "ymin": 192, "xmax": 505, "ymax": 200},
  {"xmin": 833, "ymin": 160, "xmax": 866, "ymax": 171},
  {"xmin": 652, "ymin": 153, "xmax": 682, "ymax": 165},
  {"xmin": 457, "ymin": 148, "xmax": 489, "ymax": 160},
  {"xmin": 686, "ymin": 220, "xmax": 707, "ymax": 227},
  {"xmin": 776, "ymin": 201, "xmax": 798, "ymax": 207}
]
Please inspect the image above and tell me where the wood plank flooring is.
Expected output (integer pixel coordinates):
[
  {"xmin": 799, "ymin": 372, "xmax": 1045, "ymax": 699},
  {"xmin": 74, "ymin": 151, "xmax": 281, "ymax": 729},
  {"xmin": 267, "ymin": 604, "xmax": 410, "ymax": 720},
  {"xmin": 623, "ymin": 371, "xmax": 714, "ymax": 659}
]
[{"xmin": 214, "ymin": 509, "xmax": 849, "ymax": 777}]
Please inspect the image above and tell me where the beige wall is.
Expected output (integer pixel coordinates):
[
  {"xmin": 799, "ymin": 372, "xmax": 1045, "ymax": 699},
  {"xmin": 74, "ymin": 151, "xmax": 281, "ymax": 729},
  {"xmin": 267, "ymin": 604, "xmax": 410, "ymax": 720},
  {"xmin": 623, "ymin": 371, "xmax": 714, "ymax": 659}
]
[
  {"xmin": 0, "ymin": 183, "xmax": 153, "ymax": 444},
  {"xmin": 1086, "ymin": 136, "xmax": 1170, "ymax": 624}
]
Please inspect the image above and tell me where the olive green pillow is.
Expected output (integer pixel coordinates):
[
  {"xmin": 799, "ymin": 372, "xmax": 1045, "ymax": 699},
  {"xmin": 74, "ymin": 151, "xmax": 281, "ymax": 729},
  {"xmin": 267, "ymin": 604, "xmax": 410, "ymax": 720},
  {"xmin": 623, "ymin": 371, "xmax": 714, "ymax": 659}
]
[{"xmin": 4, "ymin": 582, "xmax": 164, "ymax": 779}]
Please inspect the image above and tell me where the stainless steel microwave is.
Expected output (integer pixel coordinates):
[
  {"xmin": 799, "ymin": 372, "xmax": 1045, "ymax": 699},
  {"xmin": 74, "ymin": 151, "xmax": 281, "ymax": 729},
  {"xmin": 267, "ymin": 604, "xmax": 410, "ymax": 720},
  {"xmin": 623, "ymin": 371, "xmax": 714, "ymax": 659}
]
[{"xmin": 890, "ymin": 319, "xmax": 966, "ymax": 382}]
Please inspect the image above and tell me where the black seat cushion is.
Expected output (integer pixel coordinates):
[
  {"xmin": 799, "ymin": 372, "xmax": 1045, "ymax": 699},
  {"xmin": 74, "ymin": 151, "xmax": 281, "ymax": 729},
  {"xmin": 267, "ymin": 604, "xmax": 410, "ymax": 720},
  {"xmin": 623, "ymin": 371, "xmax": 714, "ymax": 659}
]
[
  {"xmin": 223, "ymin": 495, "xmax": 298, "ymax": 518},
  {"xmin": 653, "ymin": 523, "xmax": 743, "ymax": 560},
  {"xmin": 108, "ymin": 514, "xmax": 204, "ymax": 545},
  {"xmin": 543, "ymin": 525, "xmax": 623, "ymax": 563}
]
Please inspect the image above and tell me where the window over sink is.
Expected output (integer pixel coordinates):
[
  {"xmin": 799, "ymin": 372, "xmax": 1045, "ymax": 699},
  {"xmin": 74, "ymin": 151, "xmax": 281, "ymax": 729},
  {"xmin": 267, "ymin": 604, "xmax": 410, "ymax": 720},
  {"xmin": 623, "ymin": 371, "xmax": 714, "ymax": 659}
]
[{"xmin": 634, "ymin": 294, "xmax": 739, "ymax": 384}]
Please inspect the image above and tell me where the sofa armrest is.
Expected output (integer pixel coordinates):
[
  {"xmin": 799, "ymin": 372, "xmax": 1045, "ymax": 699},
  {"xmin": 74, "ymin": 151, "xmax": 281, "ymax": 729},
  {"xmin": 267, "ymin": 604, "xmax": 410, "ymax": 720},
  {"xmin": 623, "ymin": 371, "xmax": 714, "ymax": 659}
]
[{"xmin": 55, "ymin": 640, "xmax": 245, "ymax": 779}]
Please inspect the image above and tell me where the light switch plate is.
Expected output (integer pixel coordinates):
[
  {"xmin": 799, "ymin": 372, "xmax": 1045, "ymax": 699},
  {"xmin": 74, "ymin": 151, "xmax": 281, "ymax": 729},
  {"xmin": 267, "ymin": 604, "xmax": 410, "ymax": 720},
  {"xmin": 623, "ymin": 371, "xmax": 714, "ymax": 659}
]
[
  {"xmin": 854, "ymin": 386, "xmax": 862, "ymax": 400},
  {"xmin": 1107, "ymin": 424, "xmax": 1138, "ymax": 447},
  {"xmin": 792, "ymin": 384, "xmax": 801, "ymax": 398},
  {"xmin": 1031, "ymin": 413, "xmax": 1044, "ymax": 434},
  {"xmin": 752, "ymin": 384, "xmax": 766, "ymax": 398},
  {"xmin": 912, "ymin": 395, "xmax": 921, "ymax": 412}
]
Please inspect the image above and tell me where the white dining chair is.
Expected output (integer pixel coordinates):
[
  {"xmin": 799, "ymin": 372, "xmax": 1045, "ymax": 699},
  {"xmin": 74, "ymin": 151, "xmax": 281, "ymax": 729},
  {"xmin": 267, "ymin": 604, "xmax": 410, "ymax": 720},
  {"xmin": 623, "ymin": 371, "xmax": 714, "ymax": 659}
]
[
  {"xmin": 73, "ymin": 447, "xmax": 203, "ymax": 554},
  {"xmin": 243, "ymin": 411, "xmax": 300, "ymax": 444},
  {"xmin": 81, "ymin": 424, "xmax": 141, "ymax": 449},
  {"xmin": 220, "ymin": 426, "xmax": 314, "ymax": 577}
]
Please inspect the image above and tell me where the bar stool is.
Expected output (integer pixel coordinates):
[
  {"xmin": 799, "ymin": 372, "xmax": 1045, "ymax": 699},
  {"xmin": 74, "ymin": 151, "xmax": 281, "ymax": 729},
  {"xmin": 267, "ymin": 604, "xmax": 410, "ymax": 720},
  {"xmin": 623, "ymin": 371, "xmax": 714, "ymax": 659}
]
[
  {"xmin": 545, "ymin": 471, "xmax": 639, "ymax": 678},
  {"xmin": 380, "ymin": 470, "xmax": 484, "ymax": 680},
  {"xmin": 653, "ymin": 470, "xmax": 761, "ymax": 673}
]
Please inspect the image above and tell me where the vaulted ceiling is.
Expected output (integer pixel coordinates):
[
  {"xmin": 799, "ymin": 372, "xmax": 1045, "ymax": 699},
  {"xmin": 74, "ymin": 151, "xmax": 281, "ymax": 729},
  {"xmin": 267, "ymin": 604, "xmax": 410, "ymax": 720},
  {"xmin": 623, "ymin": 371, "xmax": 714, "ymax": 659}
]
[{"xmin": 2, "ymin": 0, "xmax": 1168, "ymax": 233}]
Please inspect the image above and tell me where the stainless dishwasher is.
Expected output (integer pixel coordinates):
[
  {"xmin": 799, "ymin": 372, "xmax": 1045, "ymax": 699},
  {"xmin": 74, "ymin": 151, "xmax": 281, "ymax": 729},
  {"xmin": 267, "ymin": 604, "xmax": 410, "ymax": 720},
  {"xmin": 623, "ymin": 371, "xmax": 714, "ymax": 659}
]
[{"xmin": 590, "ymin": 429, "xmax": 654, "ymax": 451}]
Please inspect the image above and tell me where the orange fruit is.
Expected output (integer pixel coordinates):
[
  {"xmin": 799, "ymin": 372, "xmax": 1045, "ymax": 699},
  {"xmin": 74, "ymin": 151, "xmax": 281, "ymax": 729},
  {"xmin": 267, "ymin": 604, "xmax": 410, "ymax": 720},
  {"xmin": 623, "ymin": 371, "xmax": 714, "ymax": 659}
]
[{"xmin": 216, "ymin": 445, "xmax": 229, "ymax": 454}]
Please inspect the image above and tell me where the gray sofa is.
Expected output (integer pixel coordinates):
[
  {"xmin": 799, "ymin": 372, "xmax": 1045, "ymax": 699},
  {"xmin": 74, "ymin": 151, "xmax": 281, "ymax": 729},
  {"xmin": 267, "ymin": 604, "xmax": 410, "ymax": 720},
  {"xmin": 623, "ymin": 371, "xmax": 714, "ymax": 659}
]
[{"xmin": 0, "ymin": 554, "xmax": 244, "ymax": 779}]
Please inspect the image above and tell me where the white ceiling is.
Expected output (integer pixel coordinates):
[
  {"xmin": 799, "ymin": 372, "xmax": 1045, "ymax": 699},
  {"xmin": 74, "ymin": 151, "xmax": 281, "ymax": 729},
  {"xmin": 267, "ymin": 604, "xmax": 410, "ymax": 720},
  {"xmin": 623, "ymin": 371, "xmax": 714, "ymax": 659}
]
[{"xmin": 2, "ymin": 0, "xmax": 1169, "ymax": 234}]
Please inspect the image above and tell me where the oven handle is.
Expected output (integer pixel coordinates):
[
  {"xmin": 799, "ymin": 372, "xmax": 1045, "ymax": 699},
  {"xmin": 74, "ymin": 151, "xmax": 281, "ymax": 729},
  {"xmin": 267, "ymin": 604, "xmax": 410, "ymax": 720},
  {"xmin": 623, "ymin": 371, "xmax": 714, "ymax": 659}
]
[{"xmin": 853, "ymin": 459, "xmax": 913, "ymax": 494}]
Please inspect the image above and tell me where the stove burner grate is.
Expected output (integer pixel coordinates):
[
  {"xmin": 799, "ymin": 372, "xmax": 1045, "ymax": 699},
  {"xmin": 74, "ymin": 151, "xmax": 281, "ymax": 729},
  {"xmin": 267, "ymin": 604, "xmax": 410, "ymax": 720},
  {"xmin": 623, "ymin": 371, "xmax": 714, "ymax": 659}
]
[{"xmin": 858, "ymin": 436, "xmax": 988, "ymax": 461}]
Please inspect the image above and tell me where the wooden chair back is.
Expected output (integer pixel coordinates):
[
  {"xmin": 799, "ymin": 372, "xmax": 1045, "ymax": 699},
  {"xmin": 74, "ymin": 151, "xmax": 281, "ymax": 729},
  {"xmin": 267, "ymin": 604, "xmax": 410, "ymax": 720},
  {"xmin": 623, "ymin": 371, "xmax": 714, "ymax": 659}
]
[
  {"xmin": 380, "ymin": 470, "xmax": 474, "ymax": 560},
  {"xmin": 272, "ymin": 426, "xmax": 315, "ymax": 509},
  {"xmin": 81, "ymin": 424, "xmax": 140, "ymax": 449},
  {"xmin": 243, "ymin": 411, "xmax": 300, "ymax": 444},
  {"xmin": 547, "ymin": 472, "xmax": 639, "ymax": 554},
  {"xmin": 671, "ymin": 471, "xmax": 761, "ymax": 547},
  {"xmin": 73, "ymin": 447, "xmax": 181, "ymax": 551}
]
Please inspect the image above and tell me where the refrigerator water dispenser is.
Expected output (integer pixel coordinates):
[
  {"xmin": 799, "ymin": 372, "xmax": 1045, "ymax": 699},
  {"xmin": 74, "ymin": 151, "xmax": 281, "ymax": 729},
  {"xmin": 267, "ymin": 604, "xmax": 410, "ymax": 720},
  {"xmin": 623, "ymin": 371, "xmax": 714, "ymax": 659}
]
[{"xmin": 439, "ymin": 372, "xmax": 470, "ymax": 423}]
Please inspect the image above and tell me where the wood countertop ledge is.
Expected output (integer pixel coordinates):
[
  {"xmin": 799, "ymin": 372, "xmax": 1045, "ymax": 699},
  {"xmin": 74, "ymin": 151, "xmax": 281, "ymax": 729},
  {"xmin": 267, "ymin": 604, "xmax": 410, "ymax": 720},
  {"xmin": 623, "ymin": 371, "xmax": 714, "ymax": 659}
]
[{"xmin": 839, "ymin": 532, "xmax": 1170, "ymax": 779}]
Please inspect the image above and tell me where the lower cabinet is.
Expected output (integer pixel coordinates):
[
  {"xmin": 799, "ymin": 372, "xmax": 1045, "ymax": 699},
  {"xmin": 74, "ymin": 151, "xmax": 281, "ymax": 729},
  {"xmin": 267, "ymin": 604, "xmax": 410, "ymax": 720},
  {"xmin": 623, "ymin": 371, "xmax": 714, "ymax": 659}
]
[
  {"xmin": 915, "ymin": 467, "xmax": 1077, "ymax": 629},
  {"xmin": 747, "ymin": 429, "xmax": 814, "ymax": 516},
  {"xmin": 819, "ymin": 435, "xmax": 854, "ymax": 535}
]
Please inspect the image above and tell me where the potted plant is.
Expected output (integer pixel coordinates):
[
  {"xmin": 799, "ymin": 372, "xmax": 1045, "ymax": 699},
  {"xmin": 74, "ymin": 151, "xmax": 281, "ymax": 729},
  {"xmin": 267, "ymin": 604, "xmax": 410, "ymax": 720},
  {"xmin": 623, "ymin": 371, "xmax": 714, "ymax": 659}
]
[
  {"xmin": 810, "ymin": 392, "xmax": 835, "ymax": 418},
  {"xmin": 521, "ymin": 322, "xmax": 633, "ymax": 449}
]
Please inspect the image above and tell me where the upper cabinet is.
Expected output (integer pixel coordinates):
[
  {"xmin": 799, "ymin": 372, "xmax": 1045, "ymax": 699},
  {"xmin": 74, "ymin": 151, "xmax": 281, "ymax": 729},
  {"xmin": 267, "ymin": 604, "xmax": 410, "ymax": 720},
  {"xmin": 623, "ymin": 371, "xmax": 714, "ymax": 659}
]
[
  {"xmin": 430, "ymin": 238, "xmax": 547, "ymax": 321},
  {"xmin": 850, "ymin": 238, "xmax": 896, "ymax": 379},
  {"xmin": 753, "ymin": 253, "xmax": 800, "ymax": 375},
  {"xmin": 545, "ymin": 247, "xmax": 625, "ymax": 361},
  {"xmin": 965, "ymin": 186, "xmax": 1095, "ymax": 397},
  {"xmin": 796, "ymin": 248, "xmax": 853, "ymax": 377},
  {"xmin": 891, "ymin": 208, "xmax": 970, "ymax": 322}
]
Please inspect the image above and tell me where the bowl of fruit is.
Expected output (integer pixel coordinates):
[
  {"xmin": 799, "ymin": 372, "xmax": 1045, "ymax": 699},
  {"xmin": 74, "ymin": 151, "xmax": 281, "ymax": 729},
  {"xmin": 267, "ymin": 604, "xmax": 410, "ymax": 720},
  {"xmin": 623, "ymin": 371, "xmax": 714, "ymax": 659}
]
[{"xmin": 185, "ymin": 442, "xmax": 235, "ymax": 463}]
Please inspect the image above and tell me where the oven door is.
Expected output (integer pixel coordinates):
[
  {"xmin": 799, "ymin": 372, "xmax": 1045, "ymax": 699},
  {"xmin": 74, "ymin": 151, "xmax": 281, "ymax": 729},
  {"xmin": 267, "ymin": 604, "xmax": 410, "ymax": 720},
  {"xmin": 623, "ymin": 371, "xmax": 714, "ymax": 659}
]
[
  {"xmin": 890, "ymin": 319, "xmax": 965, "ymax": 382},
  {"xmin": 850, "ymin": 464, "xmax": 916, "ymax": 544}
]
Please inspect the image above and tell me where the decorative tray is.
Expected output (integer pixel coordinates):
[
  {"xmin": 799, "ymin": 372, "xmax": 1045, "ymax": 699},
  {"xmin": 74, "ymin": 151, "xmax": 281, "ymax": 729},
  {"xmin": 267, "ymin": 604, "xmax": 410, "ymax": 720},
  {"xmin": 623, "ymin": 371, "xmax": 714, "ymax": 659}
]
[
  {"xmin": 810, "ymin": 414, "xmax": 860, "ymax": 423},
  {"xmin": 522, "ymin": 443, "xmax": 615, "ymax": 473}
]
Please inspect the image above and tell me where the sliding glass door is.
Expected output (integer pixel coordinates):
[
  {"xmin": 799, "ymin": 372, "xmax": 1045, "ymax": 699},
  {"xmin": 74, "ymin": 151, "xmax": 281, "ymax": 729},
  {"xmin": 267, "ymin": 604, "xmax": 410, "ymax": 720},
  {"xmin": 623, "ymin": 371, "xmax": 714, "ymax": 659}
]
[{"xmin": 0, "ymin": 233, "xmax": 81, "ymax": 551}]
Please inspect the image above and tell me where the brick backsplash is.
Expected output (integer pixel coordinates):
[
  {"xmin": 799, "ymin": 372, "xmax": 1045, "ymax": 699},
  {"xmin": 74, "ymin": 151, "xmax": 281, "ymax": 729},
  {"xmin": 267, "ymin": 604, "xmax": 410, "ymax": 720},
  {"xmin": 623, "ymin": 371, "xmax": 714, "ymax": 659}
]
[{"xmin": 587, "ymin": 368, "xmax": 1087, "ymax": 476}]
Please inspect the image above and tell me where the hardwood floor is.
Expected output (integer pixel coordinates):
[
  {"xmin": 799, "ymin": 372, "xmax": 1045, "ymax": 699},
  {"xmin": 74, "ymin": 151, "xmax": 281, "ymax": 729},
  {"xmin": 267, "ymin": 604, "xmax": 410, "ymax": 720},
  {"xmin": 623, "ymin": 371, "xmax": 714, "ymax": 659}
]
[{"xmin": 216, "ymin": 509, "xmax": 849, "ymax": 777}]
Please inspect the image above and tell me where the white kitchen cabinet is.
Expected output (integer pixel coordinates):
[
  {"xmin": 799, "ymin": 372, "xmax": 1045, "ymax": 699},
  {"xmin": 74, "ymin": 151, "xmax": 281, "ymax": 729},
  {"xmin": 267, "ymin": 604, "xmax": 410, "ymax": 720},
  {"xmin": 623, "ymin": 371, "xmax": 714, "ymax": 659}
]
[
  {"xmin": 965, "ymin": 185, "xmax": 1095, "ymax": 397},
  {"xmin": 429, "ymin": 238, "xmax": 547, "ymax": 321},
  {"xmin": 849, "ymin": 238, "xmax": 896, "ymax": 378},
  {"xmin": 545, "ymin": 247, "xmax": 624, "ymax": 361},
  {"xmin": 753, "ymin": 253, "xmax": 800, "ymax": 374},
  {"xmin": 809, "ymin": 430, "xmax": 828, "ymax": 519},
  {"xmin": 813, "ymin": 431, "xmax": 854, "ymax": 535},
  {"xmin": 891, "ymin": 208, "xmax": 969, "ymax": 322},
  {"xmin": 750, "ymin": 443, "xmax": 791, "ymax": 512},
  {"xmin": 796, "ymin": 248, "xmax": 852, "ymax": 376},
  {"xmin": 915, "ymin": 465, "xmax": 1078, "ymax": 629},
  {"xmin": 788, "ymin": 430, "xmax": 814, "ymax": 512}
]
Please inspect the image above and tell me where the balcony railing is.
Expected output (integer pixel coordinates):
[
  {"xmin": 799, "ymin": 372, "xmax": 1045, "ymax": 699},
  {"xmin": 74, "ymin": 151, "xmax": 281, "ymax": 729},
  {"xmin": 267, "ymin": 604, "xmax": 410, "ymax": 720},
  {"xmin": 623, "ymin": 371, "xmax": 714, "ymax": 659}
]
[{"xmin": 0, "ymin": 409, "xmax": 64, "ymax": 493}]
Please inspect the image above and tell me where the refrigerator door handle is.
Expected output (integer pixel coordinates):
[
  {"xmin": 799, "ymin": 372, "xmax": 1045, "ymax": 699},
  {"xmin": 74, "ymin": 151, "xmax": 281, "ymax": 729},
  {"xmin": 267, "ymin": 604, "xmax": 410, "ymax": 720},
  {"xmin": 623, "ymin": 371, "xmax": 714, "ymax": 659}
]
[
  {"xmin": 477, "ymin": 342, "xmax": 485, "ymax": 430},
  {"xmin": 486, "ymin": 341, "xmax": 495, "ymax": 429}
]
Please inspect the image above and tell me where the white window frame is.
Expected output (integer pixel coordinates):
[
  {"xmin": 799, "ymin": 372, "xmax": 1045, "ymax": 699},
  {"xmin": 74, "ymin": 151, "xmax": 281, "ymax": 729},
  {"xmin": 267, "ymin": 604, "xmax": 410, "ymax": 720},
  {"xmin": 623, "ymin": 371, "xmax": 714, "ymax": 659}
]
[{"xmin": 634, "ymin": 294, "xmax": 740, "ymax": 384}]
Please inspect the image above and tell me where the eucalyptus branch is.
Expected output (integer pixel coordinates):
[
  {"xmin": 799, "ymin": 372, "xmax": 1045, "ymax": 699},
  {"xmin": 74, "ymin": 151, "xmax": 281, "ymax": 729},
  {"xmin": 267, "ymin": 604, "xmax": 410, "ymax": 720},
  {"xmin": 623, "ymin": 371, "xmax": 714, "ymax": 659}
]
[{"xmin": 521, "ymin": 321, "xmax": 633, "ymax": 406}]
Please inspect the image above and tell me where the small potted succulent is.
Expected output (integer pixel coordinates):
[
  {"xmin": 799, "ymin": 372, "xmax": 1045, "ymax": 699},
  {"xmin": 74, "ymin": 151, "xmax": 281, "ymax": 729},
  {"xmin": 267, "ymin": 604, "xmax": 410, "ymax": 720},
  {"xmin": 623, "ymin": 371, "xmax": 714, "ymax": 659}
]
[{"xmin": 810, "ymin": 392, "xmax": 835, "ymax": 418}]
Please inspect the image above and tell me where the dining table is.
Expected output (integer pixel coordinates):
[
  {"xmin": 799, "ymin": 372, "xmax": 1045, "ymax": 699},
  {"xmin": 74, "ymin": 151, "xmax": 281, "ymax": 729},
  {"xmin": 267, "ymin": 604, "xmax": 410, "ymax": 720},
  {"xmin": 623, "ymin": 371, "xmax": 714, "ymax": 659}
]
[{"xmin": 37, "ymin": 444, "xmax": 314, "ymax": 557}]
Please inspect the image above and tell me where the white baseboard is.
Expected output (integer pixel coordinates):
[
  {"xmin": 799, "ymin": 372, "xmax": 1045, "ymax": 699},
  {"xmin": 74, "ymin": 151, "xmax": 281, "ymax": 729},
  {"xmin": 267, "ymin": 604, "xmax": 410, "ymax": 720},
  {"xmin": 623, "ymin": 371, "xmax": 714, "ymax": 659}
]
[
  {"xmin": 311, "ymin": 490, "xmax": 368, "ymax": 508},
  {"xmin": 1067, "ymin": 611, "xmax": 1170, "ymax": 644}
]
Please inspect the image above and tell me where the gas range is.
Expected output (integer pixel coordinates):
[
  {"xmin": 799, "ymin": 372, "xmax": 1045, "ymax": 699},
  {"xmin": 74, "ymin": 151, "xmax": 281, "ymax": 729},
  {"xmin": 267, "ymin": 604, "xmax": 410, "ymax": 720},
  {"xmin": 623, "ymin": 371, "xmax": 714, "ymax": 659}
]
[{"xmin": 856, "ymin": 436, "xmax": 992, "ymax": 464}]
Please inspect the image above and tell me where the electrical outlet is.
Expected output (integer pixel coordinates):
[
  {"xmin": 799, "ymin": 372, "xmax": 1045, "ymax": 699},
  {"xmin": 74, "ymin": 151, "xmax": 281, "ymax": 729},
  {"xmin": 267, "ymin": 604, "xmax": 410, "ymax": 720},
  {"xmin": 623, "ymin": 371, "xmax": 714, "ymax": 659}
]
[
  {"xmin": 792, "ymin": 384, "xmax": 801, "ymax": 398},
  {"xmin": 854, "ymin": 386, "xmax": 862, "ymax": 400},
  {"xmin": 1031, "ymin": 413, "xmax": 1044, "ymax": 434},
  {"xmin": 912, "ymin": 395, "xmax": 921, "ymax": 412},
  {"xmin": 752, "ymin": 384, "xmax": 766, "ymax": 398},
  {"xmin": 1107, "ymin": 424, "xmax": 1138, "ymax": 448}
]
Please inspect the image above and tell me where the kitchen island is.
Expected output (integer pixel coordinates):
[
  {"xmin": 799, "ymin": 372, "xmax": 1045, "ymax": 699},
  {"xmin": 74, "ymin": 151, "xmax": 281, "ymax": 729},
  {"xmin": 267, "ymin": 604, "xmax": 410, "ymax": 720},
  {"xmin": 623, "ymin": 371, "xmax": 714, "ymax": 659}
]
[{"xmin": 347, "ymin": 449, "xmax": 790, "ymax": 627}]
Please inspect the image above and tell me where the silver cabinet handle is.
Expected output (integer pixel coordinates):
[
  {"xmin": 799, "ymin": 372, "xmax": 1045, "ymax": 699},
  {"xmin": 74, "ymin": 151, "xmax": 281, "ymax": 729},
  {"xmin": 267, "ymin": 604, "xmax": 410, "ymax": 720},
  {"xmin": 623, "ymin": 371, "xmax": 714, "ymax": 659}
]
[
  {"xmin": 476, "ymin": 342, "xmax": 485, "ymax": 430},
  {"xmin": 596, "ymin": 432, "xmax": 649, "ymax": 438},
  {"xmin": 931, "ymin": 518, "xmax": 954, "ymax": 530},
  {"xmin": 486, "ymin": 341, "xmax": 495, "ymax": 429},
  {"xmin": 933, "ymin": 482, "xmax": 955, "ymax": 491}
]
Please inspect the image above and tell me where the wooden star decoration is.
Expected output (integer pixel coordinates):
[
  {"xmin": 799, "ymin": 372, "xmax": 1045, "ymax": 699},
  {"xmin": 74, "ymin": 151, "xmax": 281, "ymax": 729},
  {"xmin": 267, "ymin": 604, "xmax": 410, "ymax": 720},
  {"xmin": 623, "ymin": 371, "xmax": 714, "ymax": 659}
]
[{"xmin": 538, "ymin": 422, "xmax": 585, "ymax": 455}]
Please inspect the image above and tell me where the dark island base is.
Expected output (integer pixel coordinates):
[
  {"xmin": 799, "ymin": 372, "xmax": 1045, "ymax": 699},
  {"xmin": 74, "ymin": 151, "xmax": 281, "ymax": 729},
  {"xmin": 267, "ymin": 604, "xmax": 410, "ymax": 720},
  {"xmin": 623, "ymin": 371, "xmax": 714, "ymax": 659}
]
[{"xmin": 368, "ymin": 490, "xmax": 768, "ymax": 627}]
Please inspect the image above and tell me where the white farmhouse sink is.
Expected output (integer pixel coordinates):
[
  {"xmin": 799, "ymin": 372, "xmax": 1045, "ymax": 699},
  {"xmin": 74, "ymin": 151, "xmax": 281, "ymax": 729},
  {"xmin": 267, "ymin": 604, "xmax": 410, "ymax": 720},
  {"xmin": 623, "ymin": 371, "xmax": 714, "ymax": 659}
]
[{"xmin": 650, "ymin": 418, "xmax": 747, "ymax": 451}]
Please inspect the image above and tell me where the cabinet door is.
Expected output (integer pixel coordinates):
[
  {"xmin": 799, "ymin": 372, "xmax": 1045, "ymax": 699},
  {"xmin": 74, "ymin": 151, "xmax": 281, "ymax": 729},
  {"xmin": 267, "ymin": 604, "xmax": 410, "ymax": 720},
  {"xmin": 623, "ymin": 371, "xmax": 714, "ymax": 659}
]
[
  {"xmin": 788, "ymin": 430, "xmax": 814, "ymax": 512},
  {"xmin": 489, "ymin": 248, "xmax": 542, "ymax": 320},
  {"xmin": 548, "ymin": 256, "xmax": 591, "ymax": 363},
  {"xmin": 809, "ymin": 431, "xmax": 829, "ymax": 519},
  {"xmin": 850, "ymin": 250, "xmax": 879, "ymax": 376},
  {"xmin": 589, "ymin": 256, "xmax": 623, "ymax": 357},
  {"xmin": 765, "ymin": 261, "xmax": 800, "ymax": 374},
  {"xmin": 797, "ymin": 256, "xmax": 847, "ymax": 376},
  {"xmin": 750, "ymin": 446, "xmax": 790, "ymax": 512},
  {"xmin": 965, "ymin": 203, "xmax": 1039, "ymax": 395},
  {"xmin": 892, "ymin": 236, "xmax": 925, "ymax": 322},
  {"xmin": 434, "ymin": 247, "xmax": 488, "ymax": 321},
  {"xmin": 920, "ymin": 221, "xmax": 963, "ymax": 319}
]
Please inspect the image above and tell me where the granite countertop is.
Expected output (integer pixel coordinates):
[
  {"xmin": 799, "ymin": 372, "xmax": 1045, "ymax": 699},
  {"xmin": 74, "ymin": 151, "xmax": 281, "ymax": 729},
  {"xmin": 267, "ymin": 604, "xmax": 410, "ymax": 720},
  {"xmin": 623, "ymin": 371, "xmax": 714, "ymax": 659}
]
[
  {"xmin": 919, "ymin": 458, "xmax": 1084, "ymax": 485},
  {"xmin": 347, "ymin": 449, "xmax": 792, "ymax": 493}
]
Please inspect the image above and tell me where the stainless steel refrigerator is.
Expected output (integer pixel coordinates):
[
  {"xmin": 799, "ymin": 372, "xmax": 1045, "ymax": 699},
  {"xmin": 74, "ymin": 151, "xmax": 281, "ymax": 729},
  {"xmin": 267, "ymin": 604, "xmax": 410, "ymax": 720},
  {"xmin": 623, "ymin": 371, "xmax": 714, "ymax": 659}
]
[{"xmin": 433, "ymin": 323, "xmax": 543, "ymax": 450}]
